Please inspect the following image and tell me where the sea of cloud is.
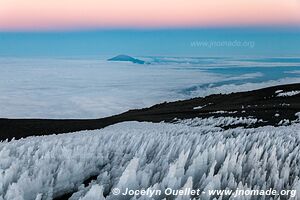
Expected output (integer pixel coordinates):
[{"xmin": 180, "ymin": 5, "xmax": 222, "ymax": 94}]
[{"xmin": 0, "ymin": 56, "xmax": 299, "ymax": 118}]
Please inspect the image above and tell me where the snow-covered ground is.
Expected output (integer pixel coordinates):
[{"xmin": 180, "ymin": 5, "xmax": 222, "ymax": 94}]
[
  {"xmin": 1, "ymin": 116, "xmax": 300, "ymax": 200},
  {"xmin": 277, "ymin": 91, "xmax": 300, "ymax": 97}
]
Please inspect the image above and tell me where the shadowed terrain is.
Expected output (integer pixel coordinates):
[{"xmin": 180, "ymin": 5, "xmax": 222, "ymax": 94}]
[{"xmin": 1, "ymin": 83, "xmax": 300, "ymax": 141}]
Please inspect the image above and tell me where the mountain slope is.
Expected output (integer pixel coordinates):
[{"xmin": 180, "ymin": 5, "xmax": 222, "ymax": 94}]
[
  {"xmin": 107, "ymin": 55, "xmax": 145, "ymax": 64},
  {"xmin": 1, "ymin": 83, "xmax": 300, "ymax": 140}
]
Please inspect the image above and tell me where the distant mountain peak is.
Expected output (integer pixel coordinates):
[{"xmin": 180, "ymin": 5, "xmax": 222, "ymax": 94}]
[{"xmin": 108, "ymin": 55, "xmax": 145, "ymax": 64}]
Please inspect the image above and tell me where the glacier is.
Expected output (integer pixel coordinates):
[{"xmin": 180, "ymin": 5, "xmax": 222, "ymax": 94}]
[{"xmin": 1, "ymin": 116, "xmax": 300, "ymax": 200}]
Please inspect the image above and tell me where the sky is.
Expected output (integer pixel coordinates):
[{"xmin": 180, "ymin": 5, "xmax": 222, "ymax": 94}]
[
  {"xmin": 0, "ymin": 0, "xmax": 299, "ymax": 56},
  {"xmin": 0, "ymin": 28, "xmax": 299, "ymax": 57},
  {"xmin": 0, "ymin": 0, "xmax": 300, "ymax": 30}
]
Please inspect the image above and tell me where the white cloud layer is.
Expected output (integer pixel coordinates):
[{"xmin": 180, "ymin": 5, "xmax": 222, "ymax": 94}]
[{"xmin": 0, "ymin": 57, "xmax": 299, "ymax": 118}]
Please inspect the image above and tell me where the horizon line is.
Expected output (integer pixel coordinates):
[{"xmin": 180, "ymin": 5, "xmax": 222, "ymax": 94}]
[{"xmin": 1, "ymin": 25, "xmax": 300, "ymax": 33}]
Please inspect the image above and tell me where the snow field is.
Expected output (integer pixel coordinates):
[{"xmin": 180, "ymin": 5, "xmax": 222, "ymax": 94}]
[{"xmin": 1, "ymin": 117, "xmax": 300, "ymax": 200}]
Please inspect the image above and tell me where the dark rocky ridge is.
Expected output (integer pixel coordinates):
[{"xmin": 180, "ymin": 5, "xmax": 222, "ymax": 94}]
[{"xmin": 1, "ymin": 83, "xmax": 300, "ymax": 141}]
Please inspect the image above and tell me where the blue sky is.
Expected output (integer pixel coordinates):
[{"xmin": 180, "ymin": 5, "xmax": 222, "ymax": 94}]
[{"xmin": 0, "ymin": 28, "xmax": 300, "ymax": 57}]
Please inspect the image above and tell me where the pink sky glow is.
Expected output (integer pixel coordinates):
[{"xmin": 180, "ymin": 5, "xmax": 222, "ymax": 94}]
[{"xmin": 0, "ymin": 0, "xmax": 300, "ymax": 31}]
